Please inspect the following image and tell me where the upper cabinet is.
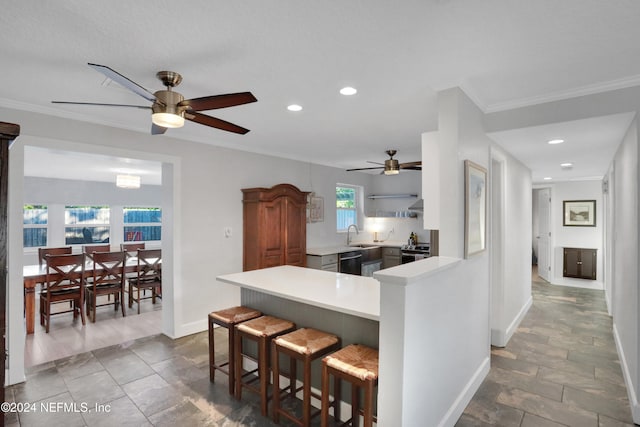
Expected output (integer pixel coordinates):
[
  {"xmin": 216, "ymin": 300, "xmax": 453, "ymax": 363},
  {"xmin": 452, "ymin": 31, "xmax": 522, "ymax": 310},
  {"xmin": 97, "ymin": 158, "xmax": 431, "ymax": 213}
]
[{"xmin": 242, "ymin": 183, "xmax": 309, "ymax": 271}]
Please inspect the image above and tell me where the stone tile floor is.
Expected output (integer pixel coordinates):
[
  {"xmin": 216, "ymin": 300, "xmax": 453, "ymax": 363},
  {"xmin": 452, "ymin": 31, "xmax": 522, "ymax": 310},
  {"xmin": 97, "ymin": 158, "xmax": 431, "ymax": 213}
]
[
  {"xmin": 4, "ymin": 327, "xmax": 337, "ymax": 426},
  {"xmin": 3, "ymin": 278, "xmax": 636, "ymax": 426},
  {"xmin": 457, "ymin": 280, "xmax": 636, "ymax": 426}
]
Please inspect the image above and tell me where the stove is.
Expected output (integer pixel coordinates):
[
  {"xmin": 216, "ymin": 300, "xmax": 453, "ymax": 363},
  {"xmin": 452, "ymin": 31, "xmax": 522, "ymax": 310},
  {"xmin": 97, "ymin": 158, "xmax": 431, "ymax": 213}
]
[{"xmin": 401, "ymin": 244, "xmax": 431, "ymax": 263}]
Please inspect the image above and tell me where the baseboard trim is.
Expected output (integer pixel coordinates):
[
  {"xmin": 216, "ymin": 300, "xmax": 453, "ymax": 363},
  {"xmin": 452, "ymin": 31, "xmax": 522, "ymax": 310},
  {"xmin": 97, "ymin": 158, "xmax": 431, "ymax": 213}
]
[
  {"xmin": 438, "ymin": 356, "xmax": 491, "ymax": 427},
  {"xmin": 551, "ymin": 278, "xmax": 604, "ymax": 290},
  {"xmin": 613, "ymin": 322, "xmax": 640, "ymax": 423},
  {"xmin": 175, "ymin": 319, "xmax": 207, "ymax": 338},
  {"xmin": 492, "ymin": 295, "xmax": 533, "ymax": 347}
]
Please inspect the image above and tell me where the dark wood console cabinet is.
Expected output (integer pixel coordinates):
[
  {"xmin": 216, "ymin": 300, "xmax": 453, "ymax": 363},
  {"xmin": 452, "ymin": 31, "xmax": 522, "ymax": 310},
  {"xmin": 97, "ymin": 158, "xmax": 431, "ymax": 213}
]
[
  {"xmin": 242, "ymin": 183, "xmax": 309, "ymax": 271},
  {"xmin": 563, "ymin": 247, "xmax": 597, "ymax": 280}
]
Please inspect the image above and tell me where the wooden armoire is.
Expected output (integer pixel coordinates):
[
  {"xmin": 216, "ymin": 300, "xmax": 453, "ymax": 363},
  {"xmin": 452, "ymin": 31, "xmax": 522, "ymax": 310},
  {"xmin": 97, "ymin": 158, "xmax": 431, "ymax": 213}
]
[{"xmin": 242, "ymin": 183, "xmax": 309, "ymax": 271}]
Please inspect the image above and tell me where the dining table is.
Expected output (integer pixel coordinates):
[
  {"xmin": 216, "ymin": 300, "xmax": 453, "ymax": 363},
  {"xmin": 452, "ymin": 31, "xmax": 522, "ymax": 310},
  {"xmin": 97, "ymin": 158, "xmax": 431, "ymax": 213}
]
[{"xmin": 23, "ymin": 256, "xmax": 158, "ymax": 334}]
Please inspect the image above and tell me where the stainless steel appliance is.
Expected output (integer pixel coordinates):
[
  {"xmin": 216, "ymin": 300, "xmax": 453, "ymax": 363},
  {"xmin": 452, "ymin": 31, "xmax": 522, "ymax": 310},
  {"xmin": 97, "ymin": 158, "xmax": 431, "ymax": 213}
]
[
  {"xmin": 401, "ymin": 244, "xmax": 430, "ymax": 264},
  {"xmin": 339, "ymin": 251, "xmax": 362, "ymax": 275}
]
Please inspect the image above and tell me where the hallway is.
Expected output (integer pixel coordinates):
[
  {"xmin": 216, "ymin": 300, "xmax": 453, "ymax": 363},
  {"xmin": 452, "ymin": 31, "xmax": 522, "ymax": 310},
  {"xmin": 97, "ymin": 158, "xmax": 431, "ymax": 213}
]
[{"xmin": 458, "ymin": 278, "xmax": 634, "ymax": 426}]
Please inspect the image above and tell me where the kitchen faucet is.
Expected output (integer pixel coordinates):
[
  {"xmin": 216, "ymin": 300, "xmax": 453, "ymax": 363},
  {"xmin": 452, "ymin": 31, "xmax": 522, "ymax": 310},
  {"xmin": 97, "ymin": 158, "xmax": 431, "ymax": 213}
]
[{"xmin": 347, "ymin": 224, "xmax": 359, "ymax": 245}]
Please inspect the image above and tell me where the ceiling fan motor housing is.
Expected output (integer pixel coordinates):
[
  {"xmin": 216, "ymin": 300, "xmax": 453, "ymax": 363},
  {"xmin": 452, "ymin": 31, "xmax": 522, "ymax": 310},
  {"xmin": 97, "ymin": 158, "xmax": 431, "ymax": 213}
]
[{"xmin": 152, "ymin": 90, "xmax": 185, "ymax": 116}]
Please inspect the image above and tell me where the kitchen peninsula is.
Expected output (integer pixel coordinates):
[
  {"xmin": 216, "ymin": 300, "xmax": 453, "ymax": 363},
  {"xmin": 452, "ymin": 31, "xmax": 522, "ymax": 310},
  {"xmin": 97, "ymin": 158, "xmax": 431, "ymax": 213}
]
[{"xmin": 217, "ymin": 255, "xmax": 489, "ymax": 427}]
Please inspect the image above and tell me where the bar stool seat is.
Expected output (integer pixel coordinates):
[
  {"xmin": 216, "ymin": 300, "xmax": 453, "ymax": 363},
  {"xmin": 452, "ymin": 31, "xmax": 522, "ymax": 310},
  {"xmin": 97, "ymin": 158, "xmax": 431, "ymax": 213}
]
[
  {"xmin": 272, "ymin": 328, "xmax": 341, "ymax": 426},
  {"xmin": 321, "ymin": 344, "xmax": 379, "ymax": 427},
  {"xmin": 234, "ymin": 315, "xmax": 296, "ymax": 416},
  {"xmin": 208, "ymin": 306, "xmax": 262, "ymax": 395}
]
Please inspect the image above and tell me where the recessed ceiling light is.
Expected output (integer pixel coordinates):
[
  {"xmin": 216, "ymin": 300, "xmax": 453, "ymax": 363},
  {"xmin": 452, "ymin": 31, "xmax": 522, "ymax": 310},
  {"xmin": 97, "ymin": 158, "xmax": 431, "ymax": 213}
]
[
  {"xmin": 287, "ymin": 104, "xmax": 303, "ymax": 112},
  {"xmin": 560, "ymin": 162, "xmax": 573, "ymax": 168},
  {"xmin": 340, "ymin": 86, "xmax": 357, "ymax": 96},
  {"xmin": 543, "ymin": 177, "xmax": 552, "ymax": 180},
  {"xmin": 548, "ymin": 139, "xmax": 564, "ymax": 145}
]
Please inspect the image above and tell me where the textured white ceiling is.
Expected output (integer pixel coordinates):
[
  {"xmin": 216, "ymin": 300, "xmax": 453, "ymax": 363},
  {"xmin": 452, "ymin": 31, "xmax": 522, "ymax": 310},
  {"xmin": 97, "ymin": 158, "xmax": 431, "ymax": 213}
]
[{"xmin": 3, "ymin": 1, "xmax": 640, "ymax": 181}]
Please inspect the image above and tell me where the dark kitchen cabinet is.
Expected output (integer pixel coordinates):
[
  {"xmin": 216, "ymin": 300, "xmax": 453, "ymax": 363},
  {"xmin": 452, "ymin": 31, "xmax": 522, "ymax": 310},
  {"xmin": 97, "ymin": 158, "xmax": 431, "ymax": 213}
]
[
  {"xmin": 563, "ymin": 247, "xmax": 597, "ymax": 280},
  {"xmin": 242, "ymin": 183, "xmax": 309, "ymax": 271}
]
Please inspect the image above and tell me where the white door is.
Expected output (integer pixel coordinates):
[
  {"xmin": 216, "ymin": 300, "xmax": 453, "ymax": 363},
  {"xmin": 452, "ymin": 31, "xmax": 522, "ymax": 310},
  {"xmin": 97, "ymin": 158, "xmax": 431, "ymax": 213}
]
[{"xmin": 537, "ymin": 188, "xmax": 551, "ymax": 282}]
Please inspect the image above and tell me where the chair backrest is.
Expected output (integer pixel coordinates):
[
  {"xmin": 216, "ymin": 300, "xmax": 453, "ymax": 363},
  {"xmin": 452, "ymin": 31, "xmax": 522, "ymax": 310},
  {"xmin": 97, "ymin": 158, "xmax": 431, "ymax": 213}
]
[
  {"xmin": 44, "ymin": 253, "xmax": 86, "ymax": 293},
  {"xmin": 136, "ymin": 249, "xmax": 161, "ymax": 283},
  {"xmin": 90, "ymin": 251, "xmax": 126, "ymax": 288},
  {"xmin": 82, "ymin": 244, "xmax": 111, "ymax": 255},
  {"xmin": 38, "ymin": 246, "xmax": 72, "ymax": 266},
  {"xmin": 121, "ymin": 242, "xmax": 146, "ymax": 257}
]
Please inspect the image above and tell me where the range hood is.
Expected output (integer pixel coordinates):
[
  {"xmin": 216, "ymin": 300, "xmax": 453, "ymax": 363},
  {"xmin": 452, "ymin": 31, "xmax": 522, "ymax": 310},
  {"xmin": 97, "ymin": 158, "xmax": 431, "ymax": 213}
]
[{"xmin": 408, "ymin": 198, "xmax": 423, "ymax": 211}]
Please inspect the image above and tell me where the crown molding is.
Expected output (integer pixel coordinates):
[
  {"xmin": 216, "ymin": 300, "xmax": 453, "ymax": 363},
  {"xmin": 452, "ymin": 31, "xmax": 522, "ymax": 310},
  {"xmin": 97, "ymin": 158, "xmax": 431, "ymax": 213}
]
[{"xmin": 484, "ymin": 74, "xmax": 640, "ymax": 113}]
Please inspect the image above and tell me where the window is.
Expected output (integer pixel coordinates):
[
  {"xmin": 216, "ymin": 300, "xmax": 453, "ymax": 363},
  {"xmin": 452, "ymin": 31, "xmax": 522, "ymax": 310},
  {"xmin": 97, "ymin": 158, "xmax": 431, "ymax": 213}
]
[
  {"xmin": 336, "ymin": 185, "xmax": 358, "ymax": 232},
  {"xmin": 65, "ymin": 206, "xmax": 110, "ymax": 244},
  {"xmin": 23, "ymin": 204, "xmax": 48, "ymax": 247},
  {"xmin": 123, "ymin": 207, "xmax": 162, "ymax": 242}
]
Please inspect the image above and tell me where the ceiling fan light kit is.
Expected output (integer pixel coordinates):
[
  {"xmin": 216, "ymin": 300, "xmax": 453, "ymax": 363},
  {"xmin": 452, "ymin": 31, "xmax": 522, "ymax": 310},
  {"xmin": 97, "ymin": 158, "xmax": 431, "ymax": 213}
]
[
  {"xmin": 384, "ymin": 158, "xmax": 400, "ymax": 175},
  {"xmin": 52, "ymin": 63, "xmax": 257, "ymax": 135},
  {"xmin": 116, "ymin": 174, "xmax": 141, "ymax": 189}
]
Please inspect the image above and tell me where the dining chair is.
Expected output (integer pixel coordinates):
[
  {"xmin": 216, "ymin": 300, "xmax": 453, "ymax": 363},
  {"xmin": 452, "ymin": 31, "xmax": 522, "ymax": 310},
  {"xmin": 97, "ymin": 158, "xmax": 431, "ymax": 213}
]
[
  {"xmin": 86, "ymin": 251, "xmax": 127, "ymax": 322},
  {"xmin": 128, "ymin": 248, "xmax": 161, "ymax": 314},
  {"xmin": 40, "ymin": 253, "xmax": 86, "ymax": 333},
  {"xmin": 38, "ymin": 246, "xmax": 72, "ymax": 267},
  {"xmin": 82, "ymin": 244, "xmax": 111, "ymax": 256},
  {"xmin": 120, "ymin": 242, "xmax": 145, "ymax": 257}
]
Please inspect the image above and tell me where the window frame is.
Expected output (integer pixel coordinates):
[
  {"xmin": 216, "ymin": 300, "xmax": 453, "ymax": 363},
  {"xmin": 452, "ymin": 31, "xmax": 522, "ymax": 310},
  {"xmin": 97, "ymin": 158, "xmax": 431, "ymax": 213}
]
[
  {"xmin": 64, "ymin": 205, "xmax": 111, "ymax": 246},
  {"xmin": 336, "ymin": 184, "xmax": 361, "ymax": 233},
  {"xmin": 23, "ymin": 204, "xmax": 48, "ymax": 248},
  {"xmin": 123, "ymin": 206, "xmax": 162, "ymax": 242}
]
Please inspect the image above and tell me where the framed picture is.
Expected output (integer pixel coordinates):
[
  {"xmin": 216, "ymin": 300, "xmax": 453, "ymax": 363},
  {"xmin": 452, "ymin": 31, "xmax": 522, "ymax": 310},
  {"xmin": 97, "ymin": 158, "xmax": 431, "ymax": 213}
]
[
  {"xmin": 308, "ymin": 195, "xmax": 324, "ymax": 223},
  {"xmin": 563, "ymin": 200, "xmax": 596, "ymax": 226},
  {"xmin": 464, "ymin": 160, "xmax": 487, "ymax": 258}
]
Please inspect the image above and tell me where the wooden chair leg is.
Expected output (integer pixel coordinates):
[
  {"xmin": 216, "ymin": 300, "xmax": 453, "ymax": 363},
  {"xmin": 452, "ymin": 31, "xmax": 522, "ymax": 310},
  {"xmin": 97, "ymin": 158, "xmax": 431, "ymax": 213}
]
[
  {"xmin": 271, "ymin": 342, "xmax": 281, "ymax": 423},
  {"xmin": 363, "ymin": 380, "xmax": 374, "ymax": 427},
  {"xmin": 259, "ymin": 337, "xmax": 269, "ymax": 416},
  {"xmin": 321, "ymin": 364, "xmax": 330, "ymax": 427},
  {"xmin": 352, "ymin": 384, "xmax": 359, "ymax": 427},
  {"xmin": 303, "ymin": 356, "xmax": 312, "ymax": 426}
]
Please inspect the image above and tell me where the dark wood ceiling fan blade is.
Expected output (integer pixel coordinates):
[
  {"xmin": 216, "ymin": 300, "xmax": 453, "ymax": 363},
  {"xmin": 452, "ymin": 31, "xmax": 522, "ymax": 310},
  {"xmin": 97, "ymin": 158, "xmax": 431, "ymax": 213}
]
[
  {"xmin": 151, "ymin": 123, "xmax": 168, "ymax": 135},
  {"xmin": 179, "ymin": 92, "xmax": 257, "ymax": 112},
  {"xmin": 88, "ymin": 63, "xmax": 157, "ymax": 103},
  {"xmin": 185, "ymin": 112, "xmax": 250, "ymax": 134},
  {"xmin": 346, "ymin": 166, "xmax": 384, "ymax": 171},
  {"xmin": 52, "ymin": 101, "xmax": 151, "ymax": 109},
  {"xmin": 400, "ymin": 166, "xmax": 422, "ymax": 170},
  {"xmin": 400, "ymin": 161, "xmax": 422, "ymax": 167},
  {"xmin": 366, "ymin": 161, "xmax": 385, "ymax": 166}
]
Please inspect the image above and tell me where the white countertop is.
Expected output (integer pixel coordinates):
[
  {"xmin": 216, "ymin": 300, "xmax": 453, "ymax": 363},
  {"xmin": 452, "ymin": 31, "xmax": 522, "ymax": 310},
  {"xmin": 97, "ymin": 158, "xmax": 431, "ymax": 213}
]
[
  {"xmin": 307, "ymin": 240, "xmax": 404, "ymax": 256},
  {"xmin": 217, "ymin": 265, "xmax": 380, "ymax": 320}
]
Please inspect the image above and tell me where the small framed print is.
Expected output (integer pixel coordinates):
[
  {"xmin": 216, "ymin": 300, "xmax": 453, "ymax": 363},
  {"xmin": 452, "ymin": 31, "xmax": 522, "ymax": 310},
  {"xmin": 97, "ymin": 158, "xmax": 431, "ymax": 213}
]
[
  {"xmin": 563, "ymin": 200, "xmax": 596, "ymax": 227},
  {"xmin": 464, "ymin": 160, "xmax": 487, "ymax": 258},
  {"xmin": 308, "ymin": 196, "xmax": 324, "ymax": 223}
]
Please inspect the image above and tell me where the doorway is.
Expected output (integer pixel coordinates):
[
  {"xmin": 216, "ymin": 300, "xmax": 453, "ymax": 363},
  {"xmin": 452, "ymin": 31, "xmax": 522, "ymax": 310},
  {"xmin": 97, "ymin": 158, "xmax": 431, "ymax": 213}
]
[
  {"xmin": 7, "ymin": 138, "xmax": 177, "ymax": 384},
  {"xmin": 533, "ymin": 188, "xmax": 552, "ymax": 282}
]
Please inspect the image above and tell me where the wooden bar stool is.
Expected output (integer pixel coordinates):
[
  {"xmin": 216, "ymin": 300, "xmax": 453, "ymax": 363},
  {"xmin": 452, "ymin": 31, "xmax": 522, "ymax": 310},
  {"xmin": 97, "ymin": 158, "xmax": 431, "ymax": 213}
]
[
  {"xmin": 321, "ymin": 344, "xmax": 379, "ymax": 427},
  {"xmin": 234, "ymin": 315, "xmax": 296, "ymax": 416},
  {"xmin": 272, "ymin": 328, "xmax": 341, "ymax": 426},
  {"xmin": 208, "ymin": 306, "xmax": 262, "ymax": 395}
]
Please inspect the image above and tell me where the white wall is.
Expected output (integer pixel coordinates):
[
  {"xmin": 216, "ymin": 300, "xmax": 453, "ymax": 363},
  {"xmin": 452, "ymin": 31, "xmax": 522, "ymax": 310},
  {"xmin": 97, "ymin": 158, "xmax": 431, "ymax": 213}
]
[
  {"xmin": 378, "ymin": 87, "xmax": 495, "ymax": 424},
  {"xmin": 489, "ymin": 145, "xmax": 533, "ymax": 347},
  {"xmin": 550, "ymin": 180, "xmax": 604, "ymax": 289},
  {"xmin": 609, "ymin": 118, "xmax": 640, "ymax": 422}
]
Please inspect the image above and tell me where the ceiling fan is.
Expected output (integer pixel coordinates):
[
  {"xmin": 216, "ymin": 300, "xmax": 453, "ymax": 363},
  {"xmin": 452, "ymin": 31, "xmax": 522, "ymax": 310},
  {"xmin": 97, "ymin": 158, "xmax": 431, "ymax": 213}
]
[
  {"xmin": 52, "ymin": 63, "xmax": 257, "ymax": 135},
  {"xmin": 347, "ymin": 150, "xmax": 422, "ymax": 175}
]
